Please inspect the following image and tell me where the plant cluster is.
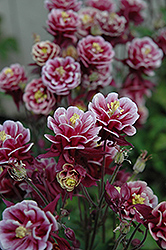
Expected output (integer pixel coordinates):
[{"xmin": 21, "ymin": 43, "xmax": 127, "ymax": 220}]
[{"xmin": 0, "ymin": 0, "xmax": 166, "ymax": 249}]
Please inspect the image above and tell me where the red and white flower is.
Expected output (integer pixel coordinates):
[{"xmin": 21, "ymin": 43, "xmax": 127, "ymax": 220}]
[
  {"xmin": 23, "ymin": 78, "xmax": 56, "ymax": 115},
  {"xmin": 77, "ymin": 35, "xmax": 115, "ymax": 69},
  {"xmin": 45, "ymin": 106, "xmax": 101, "ymax": 163},
  {"xmin": 86, "ymin": 0, "xmax": 115, "ymax": 12},
  {"xmin": 148, "ymin": 201, "xmax": 166, "ymax": 249},
  {"xmin": 31, "ymin": 40, "xmax": 60, "ymax": 66},
  {"xmin": 44, "ymin": 0, "xmax": 82, "ymax": 12},
  {"xmin": 126, "ymin": 37, "xmax": 163, "ymax": 76},
  {"xmin": 0, "ymin": 200, "xmax": 58, "ymax": 250},
  {"xmin": 0, "ymin": 64, "xmax": 27, "ymax": 92},
  {"xmin": 97, "ymin": 11, "xmax": 127, "ymax": 37},
  {"xmin": 0, "ymin": 120, "xmax": 33, "ymax": 164},
  {"xmin": 123, "ymin": 180, "xmax": 158, "ymax": 221},
  {"xmin": 46, "ymin": 9, "xmax": 81, "ymax": 43},
  {"xmin": 82, "ymin": 65, "xmax": 113, "ymax": 90},
  {"xmin": 88, "ymin": 92, "xmax": 139, "ymax": 144},
  {"xmin": 42, "ymin": 56, "xmax": 81, "ymax": 95},
  {"xmin": 119, "ymin": 0, "xmax": 147, "ymax": 25}
]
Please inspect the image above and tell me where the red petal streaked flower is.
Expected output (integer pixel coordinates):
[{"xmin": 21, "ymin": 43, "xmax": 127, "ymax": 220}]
[
  {"xmin": 23, "ymin": 78, "xmax": 56, "ymax": 115},
  {"xmin": 86, "ymin": 0, "xmax": 115, "ymax": 12},
  {"xmin": 88, "ymin": 92, "xmax": 139, "ymax": 145},
  {"xmin": 0, "ymin": 200, "xmax": 58, "ymax": 250},
  {"xmin": 123, "ymin": 180, "xmax": 158, "ymax": 221},
  {"xmin": 0, "ymin": 120, "xmax": 33, "ymax": 164},
  {"xmin": 126, "ymin": 37, "xmax": 163, "ymax": 76},
  {"xmin": 97, "ymin": 12, "xmax": 127, "ymax": 37},
  {"xmin": 155, "ymin": 27, "xmax": 166, "ymax": 56},
  {"xmin": 119, "ymin": 0, "xmax": 147, "ymax": 25},
  {"xmin": 0, "ymin": 63, "xmax": 27, "ymax": 92},
  {"xmin": 77, "ymin": 7, "xmax": 101, "ymax": 38},
  {"xmin": 46, "ymin": 9, "xmax": 81, "ymax": 43},
  {"xmin": 45, "ymin": 106, "xmax": 101, "ymax": 164},
  {"xmin": 148, "ymin": 201, "xmax": 166, "ymax": 249},
  {"xmin": 44, "ymin": 0, "xmax": 82, "ymax": 12},
  {"xmin": 42, "ymin": 56, "xmax": 81, "ymax": 95},
  {"xmin": 82, "ymin": 65, "xmax": 113, "ymax": 90},
  {"xmin": 31, "ymin": 40, "xmax": 60, "ymax": 66},
  {"xmin": 77, "ymin": 35, "xmax": 115, "ymax": 69}
]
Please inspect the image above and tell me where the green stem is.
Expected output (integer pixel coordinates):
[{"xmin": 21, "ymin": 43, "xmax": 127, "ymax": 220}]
[
  {"xmin": 100, "ymin": 140, "xmax": 107, "ymax": 197},
  {"xmin": 131, "ymin": 228, "xmax": 148, "ymax": 250},
  {"xmin": 123, "ymin": 223, "xmax": 141, "ymax": 250},
  {"xmin": 113, "ymin": 232, "xmax": 126, "ymax": 250},
  {"xmin": 109, "ymin": 163, "xmax": 122, "ymax": 185},
  {"xmin": 25, "ymin": 178, "xmax": 49, "ymax": 206},
  {"xmin": 81, "ymin": 185, "xmax": 97, "ymax": 208}
]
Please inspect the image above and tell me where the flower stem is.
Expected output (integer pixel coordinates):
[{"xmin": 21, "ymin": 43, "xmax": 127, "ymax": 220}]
[
  {"xmin": 123, "ymin": 223, "xmax": 141, "ymax": 250},
  {"xmin": 81, "ymin": 184, "xmax": 97, "ymax": 208},
  {"xmin": 109, "ymin": 163, "xmax": 122, "ymax": 185},
  {"xmin": 113, "ymin": 232, "xmax": 126, "ymax": 250},
  {"xmin": 25, "ymin": 177, "xmax": 49, "ymax": 206}
]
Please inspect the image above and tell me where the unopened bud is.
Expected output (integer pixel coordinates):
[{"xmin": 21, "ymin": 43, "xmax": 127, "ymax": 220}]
[
  {"xmin": 114, "ymin": 150, "xmax": 125, "ymax": 164},
  {"xmin": 133, "ymin": 150, "xmax": 151, "ymax": 174},
  {"xmin": 64, "ymin": 227, "xmax": 76, "ymax": 241}
]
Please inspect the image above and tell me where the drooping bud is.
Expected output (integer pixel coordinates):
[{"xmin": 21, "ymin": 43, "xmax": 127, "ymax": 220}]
[
  {"xmin": 133, "ymin": 150, "xmax": 152, "ymax": 174},
  {"xmin": 64, "ymin": 227, "xmax": 76, "ymax": 241}
]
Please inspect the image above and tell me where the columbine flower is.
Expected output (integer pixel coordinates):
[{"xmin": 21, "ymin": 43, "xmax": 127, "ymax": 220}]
[
  {"xmin": 82, "ymin": 65, "xmax": 113, "ymax": 90},
  {"xmin": 56, "ymin": 163, "xmax": 97, "ymax": 192},
  {"xmin": 44, "ymin": 0, "xmax": 82, "ymax": 12},
  {"xmin": 77, "ymin": 7, "xmax": 101, "ymax": 38},
  {"xmin": 126, "ymin": 37, "xmax": 163, "ymax": 76},
  {"xmin": 86, "ymin": 0, "xmax": 115, "ymax": 12},
  {"xmin": 42, "ymin": 56, "xmax": 81, "ymax": 95},
  {"xmin": 119, "ymin": 0, "xmax": 147, "ymax": 25},
  {"xmin": 123, "ymin": 180, "xmax": 158, "ymax": 221},
  {"xmin": 0, "ymin": 64, "xmax": 27, "ymax": 92},
  {"xmin": 0, "ymin": 120, "xmax": 33, "ymax": 165},
  {"xmin": 97, "ymin": 12, "xmax": 127, "ymax": 37},
  {"xmin": 155, "ymin": 27, "xmax": 166, "ymax": 56},
  {"xmin": 45, "ymin": 106, "xmax": 101, "ymax": 164},
  {"xmin": 23, "ymin": 78, "xmax": 56, "ymax": 115},
  {"xmin": 0, "ymin": 200, "xmax": 58, "ymax": 250},
  {"xmin": 88, "ymin": 92, "xmax": 139, "ymax": 145},
  {"xmin": 31, "ymin": 40, "xmax": 60, "ymax": 66},
  {"xmin": 148, "ymin": 201, "xmax": 166, "ymax": 249},
  {"xmin": 105, "ymin": 181, "xmax": 131, "ymax": 216},
  {"xmin": 77, "ymin": 35, "xmax": 115, "ymax": 69},
  {"xmin": 46, "ymin": 9, "xmax": 81, "ymax": 43}
]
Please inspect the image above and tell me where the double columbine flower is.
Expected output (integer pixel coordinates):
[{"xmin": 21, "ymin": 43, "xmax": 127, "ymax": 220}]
[
  {"xmin": 31, "ymin": 40, "xmax": 60, "ymax": 66},
  {"xmin": 42, "ymin": 56, "xmax": 81, "ymax": 95},
  {"xmin": 44, "ymin": 0, "xmax": 82, "ymax": 12},
  {"xmin": 77, "ymin": 35, "xmax": 115, "ymax": 69},
  {"xmin": 88, "ymin": 92, "xmax": 139, "ymax": 145},
  {"xmin": 23, "ymin": 78, "xmax": 56, "ymax": 115},
  {"xmin": 0, "ymin": 120, "xmax": 33, "ymax": 165},
  {"xmin": 126, "ymin": 36, "xmax": 163, "ymax": 76},
  {"xmin": 45, "ymin": 106, "xmax": 101, "ymax": 164},
  {"xmin": 0, "ymin": 200, "xmax": 58, "ymax": 250}
]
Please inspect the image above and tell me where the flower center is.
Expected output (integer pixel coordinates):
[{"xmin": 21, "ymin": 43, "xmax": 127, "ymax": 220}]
[
  {"xmin": 56, "ymin": 66, "xmax": 65, "ymax": 77},
  {"xmin": 0, "ymin": 131, "xmax": 7, "ymax": 142},
  {"xmin": 66, "ymin": 178, "xmax": 77, "ymax": 187},
  {"xmin": 115, "ymin": 186, "xmax": 121, "ymax": 193},
  {"xmin": 41, "ymin": 47, "xmax": 47, "ymax": 54},
  {"xmin": 107, "ymin": 100, "xmax": 122, "ymax": 116},
  {"xmin": 15, "ymin": 226, "xmax": 27, "ymax": 239},
  {"xmin": 92, "ymin": 42, "xmax": 103, "ymax": 53},
  {"xmin": 61, "ymin": 11, "xmax": 70, "ymax": 22},
  {"xmin": 132, "ymin": 194, "xmax": 145, "ymax": 205},
  {"xmin": 70, "ymin": 113, "xmax": 80, "ymax": 126},
  {"xmin": 4, "ymin": 67, "xmax": 14, "ymax": 76},
  {"xmin": 82, "ymin": 14, "xmax": 93, "ymax": 24},
  {"xmin": 34, "ymin": 90, "xmax": 47, "ymax": 103}
]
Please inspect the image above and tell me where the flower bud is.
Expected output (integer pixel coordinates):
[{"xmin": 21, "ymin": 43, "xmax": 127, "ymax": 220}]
[
  {"xmin": 133, "ymin": 150, "xmax": 151, "ymax": 174},
  {"xmin": 64, "ymin": 227, "xmax": 76, "ymax": 241}
]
